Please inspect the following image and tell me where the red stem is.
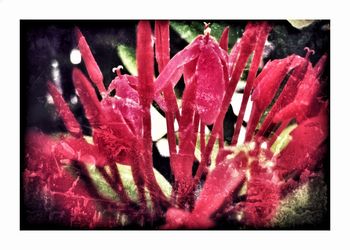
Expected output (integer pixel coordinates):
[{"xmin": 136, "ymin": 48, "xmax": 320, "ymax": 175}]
[
  {"xmin": 130, "ymin": 145, "xmax": 147, "ymax": 209},
  {"xmin": 155, "ymin": 21, "xmax": 179, "ymax": 162},
  {"xmin": 136, "ymin": 21, "xmax": 169, "ymax": 214},
  {"xmin": 244, "ymin": 105, "xmax": 261, "ymax": 142},
  {"xmin": 141, "ymin": 107, "xmax": 169, "ymax": 209},
  {"xmin": 218, "ymin": 126, "xmax": 224, "ymax": 149}
]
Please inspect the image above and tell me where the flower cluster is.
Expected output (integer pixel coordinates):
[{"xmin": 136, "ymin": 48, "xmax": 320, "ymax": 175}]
[{"xmin": 24, "ymin": 21, "xmax": 329, "ymax": 229}]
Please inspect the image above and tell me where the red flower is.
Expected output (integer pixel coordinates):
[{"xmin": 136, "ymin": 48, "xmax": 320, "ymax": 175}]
[{"xmin": 24, "ymin": 20, "xmax": 329, "ymax": 229}]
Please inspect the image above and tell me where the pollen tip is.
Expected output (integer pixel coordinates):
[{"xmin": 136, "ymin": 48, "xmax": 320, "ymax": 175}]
[
  {"xmin": 112, "ymin": 65, "xmax": 124, "ymax": 77},
  {"xmin": 304, "ymin": 47, "xmax": 315, "ymax": 59},
  {"xmin": 204, "ymin": 22, "xmax": 211, "ymax": 36}
]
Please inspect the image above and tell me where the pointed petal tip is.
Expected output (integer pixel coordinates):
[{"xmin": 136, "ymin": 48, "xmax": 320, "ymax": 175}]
[
  {"xmin": 74, "ymin": 26, "xmax": 83, "ymax": 41},
  {"xmin": 219, "ymin": 26, "xmax": 230, "ymax": 51}
]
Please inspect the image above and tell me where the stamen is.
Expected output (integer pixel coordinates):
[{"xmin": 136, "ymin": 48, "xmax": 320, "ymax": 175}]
[
  {"xmin": 204, "ymin": 22, "xmax": 211, "ymax": 36},
  {"xmin": 304, "ymin": 47, "xmax": 315, "ymax": 59},
  {"xmin": 112, "ymin": 65, "xmax": 124, "ymax": 78}
]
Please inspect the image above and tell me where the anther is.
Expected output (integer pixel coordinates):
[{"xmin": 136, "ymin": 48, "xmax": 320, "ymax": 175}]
[
  {"xmin": 204, "ymin": 22, "xmax": 211, "ymax": 36},
  {"xmin": 304, "ymin": 47, "xmax": 315, "ymax": 59},
  {"xmin": 112, "ymin": 65, "xmax": 124, "ymax": 78}
]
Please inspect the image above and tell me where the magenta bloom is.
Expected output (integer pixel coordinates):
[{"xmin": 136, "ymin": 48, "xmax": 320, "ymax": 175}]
[{"xmin": 23, "ymin": 20, "xmax": 329, "ymax": 229}]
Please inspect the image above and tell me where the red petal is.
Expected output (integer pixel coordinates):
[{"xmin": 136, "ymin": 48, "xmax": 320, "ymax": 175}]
[
  {"xmin": 108, "ymin": 75, "xmax": 139, "ymax": 104},
  {"xmin": 59, "ymin": 136, "xmax": 108, "ymax": 166},
  {"xmin": 245, "ymin": 55, "xmax": 303, "ymax": 141},
  {"xmin": 243, "ymin": 177, "xmax": 280, "ymax": 227},
  {"xmin": 155, "ymin": 20, "xmax": 180, "ymax": 118},
  {"xmin": 257, "ymin": 56, "xmax": 310, "ymax": 135},
  {"xmin": 191, "ymin": 155, "xmax": 246, "ymax": 223},
  {"xmin": 165, "ymin": 152, "xmax": 246, "ymax": 229},
  {"xmin": 273, "ymin": 65, "xmax": 320, "ymax": 123},
  {"xmin": 47, "ymin": 81, "xmax": 82, "ymax": 137},
  {"xmin": 251, "ymin": 56, "xmax": 298, "ymax": 111},
  {"xmin": 219, "ymin": 26, "xmax": 230, "ymax": 52},
  {"xmin": 276, "ymin": 105, "xmax": 329, "ymax": 176},
  {"xmin": 193, "ymin": 23, "xmax": 260, "ymax": 185},
  {"xmin": 228, "ymin": 40, "xmax": 241, "ymax": 78},
  {"xmin": 314, "ymin": 53, "xmax": 328, "ymax": 79},
  {"xmin": 72, "ymin": 68, "xmax": 102, "ymax": 127},
  {"xmin": 154, "ymin": 37, "xmax": 201, "ymax": 94},
  {"xmin": 155, "ymin": 20, "xmax": 170, "ymax": 72},
  {"xmin": 196, "ymin": 44, "xmax": 225, "ymax": 125},
  {"xmin": 136, "ymin": 21, "xmax": 154, "ymax": 106},
  {"xmin": 75, "ymin": 27, "xmax": 106, "ymax": 95}
]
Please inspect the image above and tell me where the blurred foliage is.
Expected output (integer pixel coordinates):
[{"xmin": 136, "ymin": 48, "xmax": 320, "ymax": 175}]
[
  {"xmin": 170, "ymin": 21, "xmax": 243, "ymax": 50},
  {"xmin": 273, "ymin": 176, "xmax": 328, "ymax": 228},
  {"xmin": 116, "ymin": 44, "xmax": 137, "ymax": 76}
]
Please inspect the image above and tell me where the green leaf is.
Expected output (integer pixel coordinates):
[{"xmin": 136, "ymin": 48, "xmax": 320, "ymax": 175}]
[
  {"xmin": 85, "ymin": 164, "xmax": 119, "ymax": 201},
  {"xmin": 116, "ymin": 164, "xmax": 172, "ymax": 201},
  {"xmin": 85, "ymin": 163, "xmax": 172, "ymax": 203},
  {"xmin": 170, "ymin": 21, "xmax": 243, "ymax": 51},
  {"xmin": 116, "ymin": 44, "xmax": 137, "ymax": 76}
]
